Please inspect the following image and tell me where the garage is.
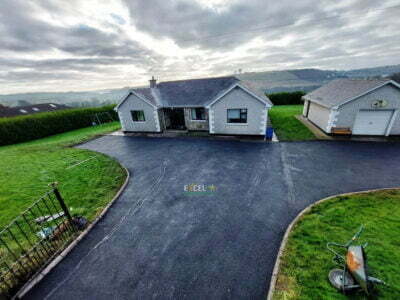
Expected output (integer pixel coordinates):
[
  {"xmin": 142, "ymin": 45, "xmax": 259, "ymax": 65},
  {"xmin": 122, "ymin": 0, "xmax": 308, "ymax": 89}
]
[
  {"xmin": 352, "ymin": 110, "xmax": 393, "ymax": 135},
  {"xmin": 303, "ymin": 79, "xmax": 400, "ymax": 136}
]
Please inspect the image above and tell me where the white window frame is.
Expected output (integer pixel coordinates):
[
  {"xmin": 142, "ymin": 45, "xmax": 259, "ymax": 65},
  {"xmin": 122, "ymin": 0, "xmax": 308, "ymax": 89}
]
[
  {"xmin": 226, "ymin": 108, "xmax": 248, "ymax": 124},
  {"xmin": 131, "ymin": 110, "xmax": 146, "ymax": 122},
  {"xmin": 190, "ymin": 108, "xmax": 206, "ymax": 122}
]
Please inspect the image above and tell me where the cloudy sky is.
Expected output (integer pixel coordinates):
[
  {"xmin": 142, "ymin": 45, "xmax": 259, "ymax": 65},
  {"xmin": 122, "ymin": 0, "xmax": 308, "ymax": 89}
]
[{"xmin": 0, "ymin": 0, "xmax": 399, "ymax": 94}]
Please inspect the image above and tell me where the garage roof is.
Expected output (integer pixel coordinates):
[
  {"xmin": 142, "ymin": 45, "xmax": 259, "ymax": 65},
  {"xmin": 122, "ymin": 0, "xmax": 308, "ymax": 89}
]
[{"xmin": 304, "ymin": 79, "xmax": 400, "ymax": 108}]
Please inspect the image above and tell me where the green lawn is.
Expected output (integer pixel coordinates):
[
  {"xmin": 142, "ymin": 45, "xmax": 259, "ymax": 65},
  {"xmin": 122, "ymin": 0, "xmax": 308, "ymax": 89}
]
[
  {"xmin": 273, "ymin": 190, "xmax": 400, "ymax": 299},
  {"xmin": 269, "ymin": 105, "xmax": 316, "ymax": 141},
  {"xmin": 0, "ymin": 122, "xmax": 126, "ymax": 295},
  {"xmin": 0, "ymin": 122, "xmax": 125, "ymax": 228}
]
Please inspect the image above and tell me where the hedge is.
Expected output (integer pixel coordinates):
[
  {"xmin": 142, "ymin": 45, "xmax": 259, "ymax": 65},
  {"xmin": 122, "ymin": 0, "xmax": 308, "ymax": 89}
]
[
  {"xmin": 267, "ymin": 91, "xmax": 306, "ymax": 105},
  {"xmin": 0, "ymin": 105, "xmax": 118, "ymax": 146}
]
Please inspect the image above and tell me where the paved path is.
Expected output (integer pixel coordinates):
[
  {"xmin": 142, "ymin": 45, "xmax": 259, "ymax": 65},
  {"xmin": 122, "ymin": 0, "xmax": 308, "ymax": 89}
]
[{"xmin": 26, "ymin": 136, "xmax": 400, "ymax": 300}]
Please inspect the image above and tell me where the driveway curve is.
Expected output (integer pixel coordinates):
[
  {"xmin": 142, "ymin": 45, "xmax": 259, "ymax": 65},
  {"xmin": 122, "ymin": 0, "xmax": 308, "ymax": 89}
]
[{"xmin": 25, "ymin": 136, "xmax": 400, "ymax": 300}]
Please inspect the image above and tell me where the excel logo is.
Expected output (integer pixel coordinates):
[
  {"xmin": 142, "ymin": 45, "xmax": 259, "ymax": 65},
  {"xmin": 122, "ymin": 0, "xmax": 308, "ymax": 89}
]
[{"xmin": 183, "ymin": 184, "xmax": 217, "ymax": 196}]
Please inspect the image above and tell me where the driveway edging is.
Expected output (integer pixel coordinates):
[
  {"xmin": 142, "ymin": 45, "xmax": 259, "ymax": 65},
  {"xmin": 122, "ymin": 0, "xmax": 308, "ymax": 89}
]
[
  {"xmin": 16, "ymin": 166, "xmax": 130, "ymax": 299},
  {"xmin": 266, "ymin": 187, "xmax": 400, "ymax": 300}
]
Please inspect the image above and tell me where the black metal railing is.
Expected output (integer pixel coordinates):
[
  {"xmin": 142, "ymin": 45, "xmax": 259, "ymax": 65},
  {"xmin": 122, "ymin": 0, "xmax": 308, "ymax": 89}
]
[{"xmin": 0, "ymin": 184, "xmax": 78, "ymax": 298}]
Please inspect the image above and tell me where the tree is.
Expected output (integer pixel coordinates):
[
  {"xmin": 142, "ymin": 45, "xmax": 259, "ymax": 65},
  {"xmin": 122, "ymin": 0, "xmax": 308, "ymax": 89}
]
[
  {"xmin": 17, "ymin": 100, "xmax": 31, "ymax": 106},
  {"xmin": 390, "ymin": 72, "xmax": 400, "ymax": 84}
]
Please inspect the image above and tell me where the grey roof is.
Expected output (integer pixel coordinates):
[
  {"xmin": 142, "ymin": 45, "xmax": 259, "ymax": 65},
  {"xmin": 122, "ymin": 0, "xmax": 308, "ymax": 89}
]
[
  {"xmin": 131, "ymin": 88, "xmax": 157, "ymax": 106},
  {"xmin": 127, "ymin": 76, "xmax": 271, "ymax": 107},
  {"xmin": 239, "ymin": 79, "xmax": 272, "ymax": 104},
  {"xmin": 304, "ymin": 78, "xmax": 394, "ymax": 108},
  {"xmin": 0, "ymin": 103, "xmax": 71, "ymax": 118},
  {"xmin": 156, "ymin": 76, "xmax": 238, "ymax": 106}
]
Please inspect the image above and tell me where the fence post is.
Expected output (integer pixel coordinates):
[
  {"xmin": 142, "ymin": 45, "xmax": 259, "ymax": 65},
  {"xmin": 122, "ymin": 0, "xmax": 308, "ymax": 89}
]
[{"xmin": 50, "ymin": 182, "xmax": 74, "ymax": 225}]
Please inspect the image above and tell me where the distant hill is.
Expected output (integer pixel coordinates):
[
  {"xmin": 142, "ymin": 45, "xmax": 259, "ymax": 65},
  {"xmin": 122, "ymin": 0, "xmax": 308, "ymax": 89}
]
[
  {"xmin": 0, "ymin": 88, "xmax": 129, "ymax": 108},
  {"xmin": 1, "ymin": 64, "xmax": 399, "ymax": 107},
  {"xmin": 236, "ymin": 64, "xmax": 400, "ymax": 94},
  {"xmin": 345, "ymin": 64, "xmax": 400, "ymax": 78},
  {"xmin": 236, "ymin": 69, "xmax": 343, "ymax": 94}
]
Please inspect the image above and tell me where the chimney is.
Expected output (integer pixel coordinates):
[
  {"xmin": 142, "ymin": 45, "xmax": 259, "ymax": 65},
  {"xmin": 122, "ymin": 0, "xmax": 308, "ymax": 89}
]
[{"xmin": 149, "ymin": 76, "xmax": 157, "ymax": 88}]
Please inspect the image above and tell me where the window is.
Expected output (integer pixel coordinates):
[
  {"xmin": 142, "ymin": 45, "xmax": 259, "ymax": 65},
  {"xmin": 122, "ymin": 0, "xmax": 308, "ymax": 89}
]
[
  {"xmin": 49, "ymin": 104, "xmax": 57, "ymax": 108},
  {"xmin": 32, "ymin": 107, "xmax": 39, "ymax": 111},
  {"xmin": 191, "ymin": 108, "xmax": 206, "ymax": 120},
  {"xmin": 227, "ymin": 109, "xmax": 247, "ymax": 123},
  {"xmin": 19, "ymin": 109, "xmax": 27, "ymax": 114},
  {"xmin": 131, "ymin": 110, "xmax": 145, "ymax": 122}
]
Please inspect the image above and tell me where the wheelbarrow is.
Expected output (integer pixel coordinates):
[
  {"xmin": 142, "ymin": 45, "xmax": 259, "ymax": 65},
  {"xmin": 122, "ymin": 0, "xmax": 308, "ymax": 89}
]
[{"xmin": 326, "ymin": 225, "xmax": 385, "ymax": 294}]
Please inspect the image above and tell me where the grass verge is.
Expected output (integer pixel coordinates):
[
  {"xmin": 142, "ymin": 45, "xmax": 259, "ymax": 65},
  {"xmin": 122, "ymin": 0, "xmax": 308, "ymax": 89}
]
[
  {"xmin": 0, "ymin": 122, "xmax": 124, "ymax": 228},
  {"xmin": 273, "ymin": 189, "xmax": 400, "ymax": 299},
  {"xmin": 0, "ymin": 122, "xmax": 125, "ymax": 295},
  {"xmin": 269, "ymin": 105, "xmax": 316, "ymax": 141}
]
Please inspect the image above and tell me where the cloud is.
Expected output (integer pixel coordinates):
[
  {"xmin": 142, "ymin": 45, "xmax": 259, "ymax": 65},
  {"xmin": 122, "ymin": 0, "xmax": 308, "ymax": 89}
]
[
  {"xmin": 123, "ymin": 0, "xmax": 362, "ymax": 50},
  {"xmin": 0, "ymin": 0, "xmax": 399, "ymax": 94},
  {"xmin": 111, "ymin": 13, "xmax": 126, "ymax": 25},
  {"xmin": 0, "ymin": 0, "xmax": 161, "ymax": 60},
  {"xmin": 0, "ymin": 71, "xmax": 81, "ymax": 82},
  {"xmin": 0, "ymin": 2, "xmax": 152, "ymax": 59}
]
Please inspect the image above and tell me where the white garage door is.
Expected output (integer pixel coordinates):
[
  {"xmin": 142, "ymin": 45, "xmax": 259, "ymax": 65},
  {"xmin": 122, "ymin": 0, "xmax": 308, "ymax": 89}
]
[{"xmin": 352, "ymin": 110, "xmax": 393, "ymax": 135}]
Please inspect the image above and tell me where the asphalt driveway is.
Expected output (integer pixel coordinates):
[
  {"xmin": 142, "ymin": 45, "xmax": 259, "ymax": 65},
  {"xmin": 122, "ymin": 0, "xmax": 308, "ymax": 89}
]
[{"xmin": 26, "ymin": 136, "xmax": 400, "ymax": 299}]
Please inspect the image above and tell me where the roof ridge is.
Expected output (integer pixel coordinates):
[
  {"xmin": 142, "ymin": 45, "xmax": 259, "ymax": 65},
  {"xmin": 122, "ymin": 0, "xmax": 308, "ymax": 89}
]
[
  {"xmin": 150, "ymin": 88, "xmax": 163, "ymax": 106},
  {"xmin": 157, "ymin": 75, "xmax": 238, "ymax": 85},
  {"xmin": 332, "ymin": 78, "xmax": 390, "ymax": 82}
]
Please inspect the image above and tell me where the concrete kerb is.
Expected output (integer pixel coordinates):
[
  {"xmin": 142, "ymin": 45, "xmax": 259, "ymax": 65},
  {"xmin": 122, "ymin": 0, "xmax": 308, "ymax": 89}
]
[
  {"xmin": 295, "ymin": 115, "xmax": 332, "ymax": 140},
  {"xmin": 15, "ymin": 166, "xmax": 130, "ymax": 299},
  {"xmin": 266, "ymin": 187, "xmax": 400, "ymax": 300}
]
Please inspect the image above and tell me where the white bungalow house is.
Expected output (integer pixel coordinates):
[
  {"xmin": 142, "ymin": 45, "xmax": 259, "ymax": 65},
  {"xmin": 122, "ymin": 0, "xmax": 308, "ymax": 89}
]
[
  {"xmin": 303, "ymin": 78, "xmax": 400, "ymax": 136},
  {"xmin": 116, "ymin": 76, "xmax": 273, "ymax": 137}
]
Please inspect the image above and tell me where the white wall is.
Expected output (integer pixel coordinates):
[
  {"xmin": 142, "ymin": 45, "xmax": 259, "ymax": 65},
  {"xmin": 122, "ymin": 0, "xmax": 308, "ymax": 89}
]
[
  {"xmin": 307, "ymin": 102, "xmax": 330, "ymax": 132},
  {"xmin": 117, "ymin": 93, "xmax": 160, "ymax": 132},
  {"xmin": 336, "ymin": 84, "xmax": 400, "ymax": 135},
  {"xmin": 209, "ymin": 87, "xmax": 267, "ymax": 135}
]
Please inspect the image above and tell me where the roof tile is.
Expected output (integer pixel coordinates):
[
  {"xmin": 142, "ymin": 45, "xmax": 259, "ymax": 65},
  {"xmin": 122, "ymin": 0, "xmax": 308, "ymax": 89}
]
[
  {"xmin": 305, "ymin": 78, "xmax": 393, "ymax": 108},
  {"xmin": 130, "ymin": 76, "xmax": 272, "ymax": 107}
]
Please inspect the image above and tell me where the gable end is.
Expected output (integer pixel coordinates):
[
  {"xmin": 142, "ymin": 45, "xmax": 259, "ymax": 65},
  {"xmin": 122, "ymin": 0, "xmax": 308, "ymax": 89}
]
[
  {"xmin": 116, "ymin": 91, "xmax": 157, "ymax": 111},
  {"xmin": 206, "ymin": 83, "xmax": 271, "ymax": 108},
  {"xmin": 334, "ymin": 80, "xmax": 400, "ymax": 109}
]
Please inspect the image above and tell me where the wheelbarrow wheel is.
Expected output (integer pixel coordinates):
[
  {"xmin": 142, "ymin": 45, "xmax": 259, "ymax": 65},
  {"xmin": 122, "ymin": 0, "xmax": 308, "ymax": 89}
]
[{"xmin": 329, "ymin": 269, "xmax": 355, "ymax": 291}]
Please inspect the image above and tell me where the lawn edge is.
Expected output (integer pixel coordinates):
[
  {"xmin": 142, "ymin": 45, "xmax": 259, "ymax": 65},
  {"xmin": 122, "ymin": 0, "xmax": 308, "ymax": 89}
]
[
  {"xmin": 15, "ymin": 165, "xmax": 130, "ymax": 299},
  {"xmin": 266, "ymin": 186, "xmax": 400, "ymax": 300},
  {"xmin": 70, "ymin": 129, "xmax": 120, "ymax": 148}
]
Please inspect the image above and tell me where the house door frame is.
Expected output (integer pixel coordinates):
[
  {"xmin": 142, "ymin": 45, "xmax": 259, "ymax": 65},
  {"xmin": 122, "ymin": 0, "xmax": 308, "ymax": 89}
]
[
  {"xmin": 164, "ymin": 108, "xmax": 187, "ymax": 130},
  {"xmin": 305, "ymin": 100, "xmax": 311, "ymax": 118}
]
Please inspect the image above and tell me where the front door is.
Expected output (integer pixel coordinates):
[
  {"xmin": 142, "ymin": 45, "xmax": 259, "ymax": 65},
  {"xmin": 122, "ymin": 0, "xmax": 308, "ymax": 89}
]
[{"xmin": 165, "ymin": 108, "xmax": 186, "ymax": 130}]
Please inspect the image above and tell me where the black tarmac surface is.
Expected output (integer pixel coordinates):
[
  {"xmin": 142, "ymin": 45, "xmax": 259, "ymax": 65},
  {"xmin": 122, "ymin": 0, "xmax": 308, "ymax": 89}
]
[{"xmin": 26, "ymin": 136, "xmax": 400, "ymax": 300}]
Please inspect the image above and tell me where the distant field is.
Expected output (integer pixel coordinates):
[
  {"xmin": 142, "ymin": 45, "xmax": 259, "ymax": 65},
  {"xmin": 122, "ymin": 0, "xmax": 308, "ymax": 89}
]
[{"xmin": 269, "ymin": 105, "xmax": 316, "ymax": 141}]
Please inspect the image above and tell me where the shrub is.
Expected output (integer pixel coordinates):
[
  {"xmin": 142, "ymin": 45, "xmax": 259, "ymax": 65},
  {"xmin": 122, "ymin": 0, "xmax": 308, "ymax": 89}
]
[
  {"xmin": 0, "ymin": 105, "xmax": 118, "ymax": 146},
  {"xmin": 267, "ymin": 91, "xmax": 306, "ymax": 105}
]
